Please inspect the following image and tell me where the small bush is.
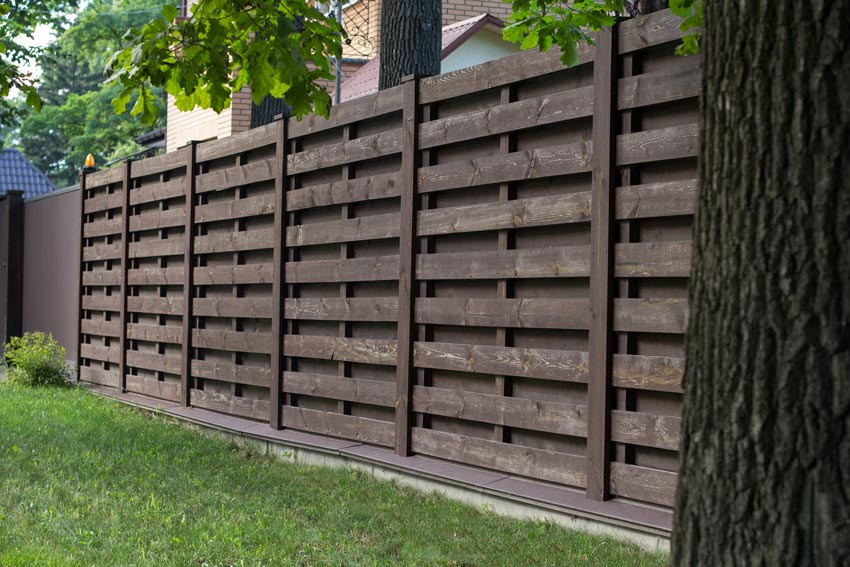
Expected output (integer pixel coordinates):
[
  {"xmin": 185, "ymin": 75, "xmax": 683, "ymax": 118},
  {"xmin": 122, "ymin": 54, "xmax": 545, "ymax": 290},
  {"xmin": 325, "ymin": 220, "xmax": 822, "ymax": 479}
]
[{"xmin": 3, "ymin": 332, "xmax": 68, "ymax": 387}]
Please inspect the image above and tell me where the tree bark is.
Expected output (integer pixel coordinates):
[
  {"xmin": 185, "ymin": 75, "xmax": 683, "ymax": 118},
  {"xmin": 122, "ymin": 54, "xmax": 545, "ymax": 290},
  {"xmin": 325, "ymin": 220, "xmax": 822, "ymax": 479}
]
[
  {"xmin": 378, "ymin": 0, "xmax": 441, "ymax": 90},
  {"xmin": 672, "ymin": 1, "xmax": 850, "ymax": 565}
]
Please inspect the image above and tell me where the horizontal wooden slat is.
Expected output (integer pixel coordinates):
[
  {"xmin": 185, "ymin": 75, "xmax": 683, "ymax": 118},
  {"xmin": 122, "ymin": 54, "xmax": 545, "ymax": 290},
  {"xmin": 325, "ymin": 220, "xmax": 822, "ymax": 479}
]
[
  {"xmin": 126, "ymin": 350, "xmax": 182, "ymax": 374},
  {"xmin": 618, "ymin": 66, "xmax": 700, "ymax": 111},
  {"xmin": 191, "ymin": 329, "xmax": 273, "ymax": 354},
  {"xmin": 414, "ymin": 342, "xmax": 588, "ymax": 383},
  {"xmin": 126, "ymin": 296, "xmax": 184, "ymax": 316},
  {"xmin": 130, "ymin": 150, "xmax": 186, "ymax": 178},
  {"xmin": 418, "ymin": 140, "xmax": 591, "ymax": 194},
  {"xmin": 127, "ymin": 267, "xmax": 185, "ymax": 286},
  {"xmin": 611, "ymin": 410, "xmax": 682, "ymax": 451},
  {"xmin": 81, "ymin": 295, "xmax": 121, "ymax": 312},
  {"xmin": 191, "ymin": 360, "xmax": 272, "ymax": 387},
  {"xmin": 128, "ymin": 239, "xmax": 184, "ymax": 259},
  {"xmin": 286, "ymin": 212, "xmax": 400, "ymax": 247},
  {"xmin": 283, "ymin": 372, "xmax": 395, "ymax": 407},
  {"xmin": 411, "ymin": 428, "xmax": 587, "ymax": 487},
  {"xmin": 80, "ymin": 319, "xmax": 120, "ymax": 338},
  {"xmin": 284, "ymin": 298, "xmax": 398, "ymax": 322},
  {"xmin": 288, "ymin": 85, "xmax": 404, "ymax": 138},
  {"xmin": 284, "ymin": 335, "xmax": 397, "ymax": 366},
  {"xmin": 283, "ymin": 407, "xmax": 395, "ymax": 447},
  {"xmin": 610, "ymin": 463, "xmax": 677, "ymax": 507},
  {"xmin": 613, "ymin": 298, "xmax": 688, "ymax": 334},
  {"xmin": 194, "ymin": 194, "xmax": 275, "ymax": 224},
  {"xmin": 617, "ymin": 124, "xmax": 698, "ymax": 166},
  {"xmin": 126, "ymin": 323, "xmax": 183, "ymax": 344},
  {"xmin": 418, "ymin": 192, "xmax": 591, "ymax": 236},
  {"xmin": 615, "ymin": 179, "xmax": 697, "ymax": 219},
  {"xmin": 417, "ymin": 246, "xmax": 590, "ymax": 280},
  {"xmin": 125, "ymin": 374, "xmax": 181, "ymax": 402},
  {"xmin": 194, "ymin": 229, "xmax": 274, "ymax": 254},
  {"xmin": 195, "ymin": 159, "xmax": 277, "ymax": 194},
  {"xmin": 618, "ymin": 9, "xmax": 687, "ymax": 55},
  {"xmin": 193, "ymin": 298, "xmax": 273, "ymax": 318},
  {"xmin": 85, "ymin": 167, "xmax": 123, "ymax": 188},
  {"xmin": 83, "ymin": 243, "xmax": 122, "ymax": 262},
  {"xmin": 190, "ymin": 388, "xmax": 271, "ymax": 421},
  {"xmin": 413, "ymin": 386, "xmax": 587, "ymax": 437},
  {"xmin": 614, "ymin": 241, "xmax": 692, "ymax": 278},
  {"xmin": 83, "ymin": 217, "xmax": 122, "ymax": 238},
  {"xmin": 130, "ymin": 178, "xmax": 185, "ymax": 206},
  {"xmin": 196, "ymin": 122, "xmax": 277, "ymax": 163},
  {"xmin": 286, "ymin": 255, "xmax": 400, "ymax": 283},
  {"xmin": 286, "ymin": 172, "xmax": 400, "ymax": 211},
  {"xmin": 287, "ymin": 128, "xmax": 403, "ymax": 175},
  {"xmin": 79, "ymin": 365, "xmax": 120, "ymax": 388},
  {"xmin": 193, "ymin": 263, "xmax": 274, "ymax": 286},
  {"xmin": 84, "ymin": 191, "xmax": 123, "ymax": 214},
  {"xmin": 419, "ymin": 85, "xmax": 594, "ymax": 149},
  {"xmin": 82, "ymin": 270, "xmax": 122, "ymax": 286},
  {"xmin": 419, "ymin": 43, "xmax": 593, "ymax": 104},
  {"xmin": 80, "ymin": 343, "xmax": 120, "ymax": 363},
  {"xmin": 612, "ymin": 354, "xmax": 685, "ymax": 393},
  {"xmin": 129, "ymin": 208, "xmax": 186, "ymax": 232},
  {"xmin": 414, "ymin": 298, "xmax": 589, "ymax": 329}
]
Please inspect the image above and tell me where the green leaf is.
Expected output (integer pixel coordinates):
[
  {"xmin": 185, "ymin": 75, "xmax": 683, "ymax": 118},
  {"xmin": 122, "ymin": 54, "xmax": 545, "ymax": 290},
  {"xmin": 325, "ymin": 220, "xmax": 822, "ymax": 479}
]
[{"xmin": 162, "ymin": 4, "xmax": 178, "ymax": 23}]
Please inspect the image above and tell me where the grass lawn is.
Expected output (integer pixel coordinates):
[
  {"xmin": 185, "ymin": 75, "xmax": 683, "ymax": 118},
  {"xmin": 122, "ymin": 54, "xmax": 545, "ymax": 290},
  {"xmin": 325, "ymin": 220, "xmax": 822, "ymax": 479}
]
[{"xmin": 0, "ymin": 385, "xmax": 668, "ymax": 567}]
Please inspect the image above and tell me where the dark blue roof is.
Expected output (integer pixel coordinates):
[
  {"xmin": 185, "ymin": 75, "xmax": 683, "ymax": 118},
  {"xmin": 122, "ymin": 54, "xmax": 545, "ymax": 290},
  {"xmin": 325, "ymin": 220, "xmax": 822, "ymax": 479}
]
[{"xmin": 0, "ymin": 149, "xmax": 57, "ymax": 200}]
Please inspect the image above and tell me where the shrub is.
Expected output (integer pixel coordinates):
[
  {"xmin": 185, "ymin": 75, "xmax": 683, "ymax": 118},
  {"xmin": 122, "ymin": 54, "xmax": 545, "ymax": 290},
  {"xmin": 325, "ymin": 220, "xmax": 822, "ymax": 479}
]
[{"xmin": 3, "ymin": 332, "xmax": 68, "ymax": 387}]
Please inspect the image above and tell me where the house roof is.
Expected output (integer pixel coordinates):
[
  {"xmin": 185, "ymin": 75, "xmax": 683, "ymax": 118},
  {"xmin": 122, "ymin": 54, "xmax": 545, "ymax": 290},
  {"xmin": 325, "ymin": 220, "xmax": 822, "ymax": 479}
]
[
  {"xmin": 338, "ymin": 14, "xmax": 505, "ymax": 103},
  {"xmin": 0, "ymin": 149, "xmax": 57, "ymax": 200}
]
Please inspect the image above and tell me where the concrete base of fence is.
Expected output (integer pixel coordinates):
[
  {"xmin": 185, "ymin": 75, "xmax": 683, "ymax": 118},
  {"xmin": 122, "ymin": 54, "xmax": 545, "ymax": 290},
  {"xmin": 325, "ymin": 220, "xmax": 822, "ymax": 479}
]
[{"xmin": 84, "ymin": 384, "xmax": 673, "ymax": 552}]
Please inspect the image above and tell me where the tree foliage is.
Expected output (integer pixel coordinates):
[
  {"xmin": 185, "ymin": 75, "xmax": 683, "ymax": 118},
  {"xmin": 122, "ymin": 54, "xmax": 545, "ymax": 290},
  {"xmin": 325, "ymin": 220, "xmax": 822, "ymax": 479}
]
[{"xmin": 106, "ymin": 0, "xmax": 344, "ymax": 125}]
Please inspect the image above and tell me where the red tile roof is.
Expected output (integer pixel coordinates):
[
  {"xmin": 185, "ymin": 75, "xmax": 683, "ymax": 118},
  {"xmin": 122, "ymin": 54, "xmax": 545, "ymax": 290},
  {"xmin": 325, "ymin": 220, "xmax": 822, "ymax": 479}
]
[{"xmin": 338, "ymin": 14, "xmax": 504, "ymax": 103}]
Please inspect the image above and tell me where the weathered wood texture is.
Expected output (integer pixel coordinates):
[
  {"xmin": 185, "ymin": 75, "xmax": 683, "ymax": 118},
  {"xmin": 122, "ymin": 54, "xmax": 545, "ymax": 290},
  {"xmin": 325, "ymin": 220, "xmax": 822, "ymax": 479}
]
[{"xmin": 76, "ymin": 8, "xmax": 695, "ymax": 516}]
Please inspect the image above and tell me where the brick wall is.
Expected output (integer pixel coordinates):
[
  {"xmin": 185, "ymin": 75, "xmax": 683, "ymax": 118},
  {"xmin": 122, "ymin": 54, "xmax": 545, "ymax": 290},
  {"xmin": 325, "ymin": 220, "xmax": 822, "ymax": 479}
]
[{"xmin": 442, "ymin": 0, "xmax": 513, "ymax": 24}]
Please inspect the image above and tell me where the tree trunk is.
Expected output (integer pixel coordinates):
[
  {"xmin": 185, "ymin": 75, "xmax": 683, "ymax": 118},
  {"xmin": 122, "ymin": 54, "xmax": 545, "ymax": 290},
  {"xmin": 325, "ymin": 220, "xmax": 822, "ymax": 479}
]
[
  {"xmin": 672, "ymin": 1, "xmax": 850, "ymax": 566},
  {"xmin": 378, "ymin": 0, "xmax": 441, "ymax": 90}
]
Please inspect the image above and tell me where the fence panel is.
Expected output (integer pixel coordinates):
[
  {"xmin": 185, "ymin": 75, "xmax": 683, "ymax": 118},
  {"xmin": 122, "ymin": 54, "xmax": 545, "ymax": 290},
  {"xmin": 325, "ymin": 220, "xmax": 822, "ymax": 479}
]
[{"xmin": 76, "ymin": 7, "xmax": 695, "ymax": 515}]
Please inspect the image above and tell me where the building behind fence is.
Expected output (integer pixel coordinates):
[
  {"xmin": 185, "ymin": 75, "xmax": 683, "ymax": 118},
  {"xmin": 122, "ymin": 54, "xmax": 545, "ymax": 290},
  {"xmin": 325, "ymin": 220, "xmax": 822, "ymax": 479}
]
[{"xmin": 73, "ymin": 9, "xmax": 696, "ymax": 534}]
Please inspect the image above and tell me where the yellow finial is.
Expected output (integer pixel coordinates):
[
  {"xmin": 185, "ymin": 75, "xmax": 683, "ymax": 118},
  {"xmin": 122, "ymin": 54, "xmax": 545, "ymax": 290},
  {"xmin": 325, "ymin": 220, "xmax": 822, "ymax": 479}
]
[{"xmin": 84, "ymin": 154, "xmax": 95, "ymax": 168}]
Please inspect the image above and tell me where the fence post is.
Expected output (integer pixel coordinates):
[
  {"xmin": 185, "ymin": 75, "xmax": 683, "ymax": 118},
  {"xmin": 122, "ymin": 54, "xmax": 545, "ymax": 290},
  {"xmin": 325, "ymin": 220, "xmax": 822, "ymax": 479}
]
[
  {"xmin": 76, "ymin": 172, "xmax": 89, "ymax": 378},
  {"xmin": 117, "ymin": 160, "xmax": 132, "ymax": 392},
  {"xmin": 270, "ymin": 117, "xmax": 288, "ymax": 429},
  {"xmin": 0, "ymin": 190, "xmax": 24, "ymax": 346},
  {"xmin": 587, "ymin": 24, "xmax": 618, "ymax": 501},
  {"xmin": 395, "ymin": 74, "xmax": 423, "ymax": 456},
  {"xmin": 181, "ymin": 142, "xmax": 197, "ymax": 407}
]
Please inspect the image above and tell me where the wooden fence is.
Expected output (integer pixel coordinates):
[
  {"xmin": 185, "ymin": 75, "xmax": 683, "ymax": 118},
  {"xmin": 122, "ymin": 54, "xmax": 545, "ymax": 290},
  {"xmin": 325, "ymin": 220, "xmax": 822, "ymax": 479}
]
[{"xmin": 77, "ymin": 9, "xmax": 697, "ymax": 513}]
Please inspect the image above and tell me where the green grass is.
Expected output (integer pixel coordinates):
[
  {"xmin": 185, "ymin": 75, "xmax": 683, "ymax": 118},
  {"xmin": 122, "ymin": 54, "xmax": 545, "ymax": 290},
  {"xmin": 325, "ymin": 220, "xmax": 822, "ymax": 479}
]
[{"xmin": 0, "ymin": 385, "xmax": 668, "ymax": 567}]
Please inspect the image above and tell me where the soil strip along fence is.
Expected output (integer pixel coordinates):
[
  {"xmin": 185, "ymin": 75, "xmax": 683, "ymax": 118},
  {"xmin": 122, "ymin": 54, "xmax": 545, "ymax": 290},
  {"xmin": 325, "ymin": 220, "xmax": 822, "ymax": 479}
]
[{"xmin": 77, "ymin": 9, "xmax": 697, "ymax": 533}]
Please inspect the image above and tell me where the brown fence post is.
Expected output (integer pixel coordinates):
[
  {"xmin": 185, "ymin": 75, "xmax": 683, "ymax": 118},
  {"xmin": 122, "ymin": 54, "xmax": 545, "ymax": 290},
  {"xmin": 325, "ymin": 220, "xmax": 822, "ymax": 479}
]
[
  {"xmin": 587, "ymin": 24, "xmax": 618, "ymax": 501},
  {"xmin": 75, "ymin": 172, "xmax": 88, "ymax": 378},
  {"xmin": 180, "ymin": 142, "xmax": 198, "ymax": 407},
  {"xmin": 395, "ymin": 74, "xmax": 423, "ymax": 456},
  {"xmin": 270, "ymin": 117, "xmax": 288, "ymax": 429},
  {"xmin": 117, "ymin": 160, "xmax": 132, "ymax": 392},
  {"xmin": 0, "ymin": 190, "xmax": 24, "ymax": 347}
]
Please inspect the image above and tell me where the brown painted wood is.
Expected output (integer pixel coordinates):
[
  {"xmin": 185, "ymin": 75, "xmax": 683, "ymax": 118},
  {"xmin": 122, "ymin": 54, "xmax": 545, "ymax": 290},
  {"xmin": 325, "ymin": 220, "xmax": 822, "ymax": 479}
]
[
  {"xmin": 192, "ymin": 298, "xmax": 273, "ymax": 318},
  {"xmin": 412, "ymin": 386, "xmax": 587, "ymax": 437},
  {"xmin": 117, "ymin": 160, "xmax": 132, "ymax": 392},
  {"xmin": 81, "ymin": 294, "xmax": 122, "ymax": 312},
  {"xmin": 587, "ymin": 26, "xmax": 616, "ymax": 502},
  {"xmin": 129, "ymin": 149, "xmax": 186, "ymax": 178},
  {"xmin": 284, "ymin": 297, "xmax": 398, "ymax": 322},
  {"xmin": 195, "ymin": 122, "xmax": 277, "ymax": 163},
  {"xmin": 129, "ymin": 208, "xmax": 186, "ymax": 232},
  {"xmin": 79, "ymin": 365, "xmax": 120, "ymax": 388},
  {"xmin": 611, "ymin": 410, "xmax": 682, "ymax": 451},
  {"xmin": 287, "ymin": 128, "xmax": 403, "ymax": 175},
  {"xmin": 414, "ymin": 298, "xmax": 589, "ymax": 329},
  {"xmin": 411, "ymin": 428, "xmax": 587, "ymax": 488},
  {"xmin": 83, "ymin": 191, "xmax": 123, "ymax": 214},
  {"xmin": 80, "ymin": 319, "xmax": 121, "ymax": 337},
  {"xmin": 285, "ymin": 212, "xmax": 400, "ymax": 247},
  {"xmin": 614, "ymin": 241, "xmax": 692, "ymax": 278},
  {"xmin": 191, "ymin": 329, "xmax": 273, "ymax": 354},
  {"xmin": 194, "ymin": 193, "xmax": 275, "ymax": 224},
  {"xmin": 127, "ymin": 267, "xmax": 185, "ymax": 286},
  {"xmin": 286, "ymin": 255, "xmax": 400, "ymax": 283},
  {"xmin": 125, "ymin": 374, "xmax": 182, "ymax": 402},
  {"xmin": 126, "ymin": 350, "xmax": 182, "ymax": 374},
  {"xmin": 618, "ymin": 66, "xmax": 700, "ymax": 111},
  {"xmin": 617, "ymin": 9, "xmax": 687, "ymax": 55},
  {"xmin": 284, "ymin": 335, "xmax": 398, "ymax": 366},
  {"xmin": 194, "ymin": 159, "xmax": 277, "ymax": 195},
  {"xmin": 616, "ymin": 123, "xmax": 699, "ymax": 166},
  {"xmin": 191, "ymin": 388, "xmax": 271, "ymax": 421},
  {"xmin": 610, "ymin": 462, "xmax": 677, "ymax": 507},
  {"xmin": 192, "ymin": 264, "xmax": 274, "ymax": 286},
  {"xmin": 612, "ymin": 354, "xmax": 685, "ymax": 393},
  {"xmin": 85, "ymin": 166, "xmax": 124, "ymax": 187},
  {"xmin": 82, "ymin": 270, "xmax": 123, "ymax": 286},
  {"xmin": 82, "ymin": 243, "xmax": 122, "ymax": 262},
  {"xmin": 193, "ymin": 229, "xmax": 275, "ymax": 255},
  {"xmin": 417, "ymin": 247, "xmax": 590, "ymax": 280},
  {"xmin": 417, "ymin": 192, "xmax": 591, "ymax": 236},
  {"xmin": 191, "ymin": 360, "xmax": 271, "ymax": 387},
  {"xmin": 126, "ymin": 296, "xmax": 184, "ymax": 316},
  {"xmin": 286, "ymin": 172, "xmax": 400, "ymax": 211},
  {"xmin": 413, "ymin": 341, "xmax": 589, "ymax": 383},
  {"xmin": 127, "ymin": 239, "xmax": 184, "ymax": 259},
  {"xmin": 613, "ymin": 298, "xmax": 689, "ymax": 334},
  {"xmin": 418, "ymin": 140, "xmax": 592, "ymax": 194},
  {"xmin": 80, "ymin": 344, "xmax": 121, "ymax": 363},
  {"xmin": 284, "ymin": 371, "xmax": 396, "ymax": 407},
  {"xmin": 126, "ymin": 323, "xmax": 182, "ymax": 344},
  {"xmin": 288, "ymin": 84, "xmax": 404, "ymax": 138},
  {"xmin": 615, "ymin": 179, "xmax": 697, "ymax": 219},
  {"xmin": 129, "ymin": 178, "xmax": 185, "ymax": 206},
  {"xmin": 270, "ymin": 118, "xmax": 288, "ymax": 430},
  {"xmin": 83, "ymin": 217, "xmax": 122, "ymax": 238},
  {"xmin": 282, "ymin": 407, "xmax": 395, "ymax": 447}
]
